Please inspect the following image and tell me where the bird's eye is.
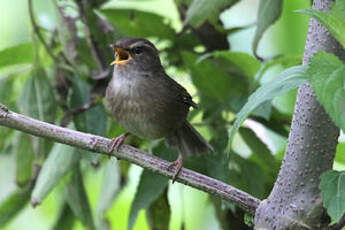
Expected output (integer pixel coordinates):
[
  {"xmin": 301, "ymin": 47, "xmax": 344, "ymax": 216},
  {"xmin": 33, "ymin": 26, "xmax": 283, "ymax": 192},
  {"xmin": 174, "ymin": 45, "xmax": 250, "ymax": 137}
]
[{"xmin": 132, "ymin": 47, "xmax": 143, "ymax": 55}]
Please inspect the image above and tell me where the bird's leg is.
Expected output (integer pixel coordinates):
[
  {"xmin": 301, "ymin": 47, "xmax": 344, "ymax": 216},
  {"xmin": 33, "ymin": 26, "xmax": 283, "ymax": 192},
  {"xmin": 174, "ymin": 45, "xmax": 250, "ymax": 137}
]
[
  {"xmin": 168, "ymin": 153, "xmax": 183, "ymax": 183},
  {"xmin": 108, "ymin": 132, "xmax": 131, "ymax": 153}
]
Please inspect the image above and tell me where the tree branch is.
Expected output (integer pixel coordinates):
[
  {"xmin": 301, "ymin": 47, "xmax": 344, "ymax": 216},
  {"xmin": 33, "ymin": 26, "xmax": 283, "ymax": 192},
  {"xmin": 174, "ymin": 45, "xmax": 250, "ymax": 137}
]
[{"xmin": 0, "ymin": 104, "xmax": 260, "ymax": 214}]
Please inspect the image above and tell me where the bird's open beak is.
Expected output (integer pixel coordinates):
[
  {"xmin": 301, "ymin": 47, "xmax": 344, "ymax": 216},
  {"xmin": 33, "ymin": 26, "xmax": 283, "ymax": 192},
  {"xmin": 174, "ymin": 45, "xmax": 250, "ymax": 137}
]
[{"xmin": 110, "ymin": 47, "xmax": 131, "ymax": 65}]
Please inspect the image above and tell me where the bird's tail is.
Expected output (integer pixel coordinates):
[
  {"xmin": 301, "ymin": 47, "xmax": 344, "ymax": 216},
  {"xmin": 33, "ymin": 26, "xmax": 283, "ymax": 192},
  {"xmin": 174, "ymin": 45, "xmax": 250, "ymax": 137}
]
[{"xmin": 165, "ymin": 121, "xmax": 213, "ymax": 156}]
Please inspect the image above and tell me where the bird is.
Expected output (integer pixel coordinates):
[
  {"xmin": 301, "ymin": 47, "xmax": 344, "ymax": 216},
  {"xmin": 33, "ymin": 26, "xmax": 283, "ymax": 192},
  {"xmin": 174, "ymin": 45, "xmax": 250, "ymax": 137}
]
[{"xmin": 105, "ymin": 37, "xmax": 213, "ymax": 182}]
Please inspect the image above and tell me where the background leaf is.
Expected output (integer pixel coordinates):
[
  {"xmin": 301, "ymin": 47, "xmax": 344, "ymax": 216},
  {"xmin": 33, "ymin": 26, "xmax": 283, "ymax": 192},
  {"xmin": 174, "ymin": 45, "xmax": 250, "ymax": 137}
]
[
  {"xmin": 212, "ymin": 51, "xmax": 261, "ymax": 80},
  {"xmin": 126, "ymin": 142, "xmax": 178, "ymax": 230},
  {"xmin": 320, "ymin": 170, "xmax": 345, "ymax": 222},
  {"xmin": 101, "ymin": 9, "xmax": 174, "ymax": 40},
  {"xmin": 96, "ymin": 159, "xmax": 121, "ymax": 229},
  {"xmin": 229, "ymin": 154, "xmax": 266, "ymax": 199},
  {"xmin": 31, "ymin": 143, "xmax": 81, "ymax": 205},
  {"xmin": 228, "ymin": 65, "xmax": 308, "ymax": 150},
  {"xmin": 239, "ymin": 127, "xmax": 278, "ymax": 184},
  {"xmin": 70, "ymin": 77, "xmax": 107, "ymax": 164},
  {"xmin": 182, "ymin": 51, "xmax": 248, "ymax": 106},
  {"xmin": 51, "ymin": 203, "xmax": 75, "ymax": 230},
  {"xmin": 184, "ymin": 0, "xmax": 238, "ymax": 28},
  {"xmin": 307, "ymin": 52, "xmax": 345, "ymax": 133},
  {"xmin": 146, "ymin": 189, "xmax": 170, "ymax": 230},
  {"xmin": 0, "ymin": 75, "xmax": 15, "ymax": 150},
  {"xmin": 18, "ymin": 67, "xmax": 56, "ymax": 122},
  {"xmin": 14, "ymin": 133, "xmax": 35, "ymax": 187},
  {"xmin": 253, "ymin": 0, "xmax": 283, "ymax": 57},
  {"xmin": 65, "ymin": 166, "xmax": 95, "ymax": 230},
  {"xmin": 70, "ymin": 77, "xmax": 107, "ymax": 136},
  {"xmin": 0, "ymin": 74, "xmax": 15, "ymax": 106},
  {"xmin": 127, "ymin": 170, "xmax": 169, "ymax": 230},
  {"xmin": 0, "ymin": 188, "xmax": 31, "ymax": 227},
  {"xmin": 254, "ymin": 55, "xmax": 303, "ymax": 83},
  {"xmin": 0, "ymin": 43, "xmax": 34, "ymax": 69},
  {"xmin": 18, "ymin": 67, "xmax": 56, "ymax": 161},
  {"xmin": 335, "ymin": 142, "xmax": 345, "ymax": 165}
]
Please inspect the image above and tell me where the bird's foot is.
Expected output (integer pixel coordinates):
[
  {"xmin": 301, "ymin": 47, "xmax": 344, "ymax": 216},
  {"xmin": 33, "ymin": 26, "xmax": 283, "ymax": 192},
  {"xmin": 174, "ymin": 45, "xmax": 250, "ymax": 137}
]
[
  {"xmin": 108, "ymin": 132, "xmax": 131, "ymax": 154},
  {"xmin": 168, "ymin": 153, "xmax": 183, "ymax": 183}
]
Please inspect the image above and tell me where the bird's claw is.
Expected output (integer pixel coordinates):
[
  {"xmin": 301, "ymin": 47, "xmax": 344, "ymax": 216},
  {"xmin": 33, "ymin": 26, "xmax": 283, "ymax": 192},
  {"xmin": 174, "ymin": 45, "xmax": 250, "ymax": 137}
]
[
  {"xmin": 168, "ymin": 154, "xmax": 183, "ymax": 183},
  {"xmin": 108, "ymin": 132, "xmax": 130, "ymax": 154},
  {"xmin": 0, "ymin": 104, "xmax": 9, "ymax": 119}
]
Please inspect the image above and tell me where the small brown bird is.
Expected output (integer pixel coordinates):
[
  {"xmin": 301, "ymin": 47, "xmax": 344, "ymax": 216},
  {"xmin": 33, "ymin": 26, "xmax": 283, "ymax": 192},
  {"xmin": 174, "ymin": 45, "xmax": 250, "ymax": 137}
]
[{"xmin": 106, "ymin": 37, "xmax": 213, "ymax": 181}]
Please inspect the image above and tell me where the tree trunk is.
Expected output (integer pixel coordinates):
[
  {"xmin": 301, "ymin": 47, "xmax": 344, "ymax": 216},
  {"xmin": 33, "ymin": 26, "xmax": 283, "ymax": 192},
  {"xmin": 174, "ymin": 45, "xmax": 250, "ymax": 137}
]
[{"xmin": 254, "ymin": 0, "xmax": 344, "ymax": 229}]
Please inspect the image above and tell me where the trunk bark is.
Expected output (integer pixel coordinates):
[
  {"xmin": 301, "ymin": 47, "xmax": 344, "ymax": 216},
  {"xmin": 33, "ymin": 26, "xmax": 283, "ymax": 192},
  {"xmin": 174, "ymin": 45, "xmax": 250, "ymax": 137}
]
[{"xmin": 254, "ymin": 0, "xmax": 344, "ymax": 229}]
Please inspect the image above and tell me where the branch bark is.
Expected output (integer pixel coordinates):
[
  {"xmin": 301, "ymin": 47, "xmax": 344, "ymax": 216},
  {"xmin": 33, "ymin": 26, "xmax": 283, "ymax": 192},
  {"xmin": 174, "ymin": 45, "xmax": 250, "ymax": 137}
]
[
  {"xmin": 0, "ymin": 104, "xmax": 260, "ymax": 215},
  {"xmin": 254, "ymin": 0, "xmax": 344, "ymax": 229}
]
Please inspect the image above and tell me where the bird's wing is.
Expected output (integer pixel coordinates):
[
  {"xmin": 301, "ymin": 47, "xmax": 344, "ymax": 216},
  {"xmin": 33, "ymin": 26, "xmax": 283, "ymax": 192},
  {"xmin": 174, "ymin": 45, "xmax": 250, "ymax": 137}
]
[{"xmin": 160, "ymin": 73, "xmax": 198, "ymax": 109}]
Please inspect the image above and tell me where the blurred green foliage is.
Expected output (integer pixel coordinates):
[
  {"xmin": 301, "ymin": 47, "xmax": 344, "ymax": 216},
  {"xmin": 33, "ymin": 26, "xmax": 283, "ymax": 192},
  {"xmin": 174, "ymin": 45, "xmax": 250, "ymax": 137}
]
[{"xmin": 2, "ymin": 0, "xmax": 344, "ymax": 229}]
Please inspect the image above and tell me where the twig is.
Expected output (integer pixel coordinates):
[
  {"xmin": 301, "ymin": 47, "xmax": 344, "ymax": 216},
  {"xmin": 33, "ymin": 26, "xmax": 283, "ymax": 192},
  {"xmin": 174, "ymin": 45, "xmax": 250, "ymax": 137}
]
[
  {"xmin": 28, "ymin": 0, "xmax": 59, "ymax": 62},
  {"xmin": 329, "ymin": 214, "xmax": 345, "ymax": 230},
  {"xmin": 75, "ymin": 0, "xmax": 105, "ymax": 71},
  {"xmin": 60, "ymin": 99, "xmax": 97, "ymax": 127},
  {"xmin": 0, "ymin": 104, "xmax": 260, "ymax": 214}
]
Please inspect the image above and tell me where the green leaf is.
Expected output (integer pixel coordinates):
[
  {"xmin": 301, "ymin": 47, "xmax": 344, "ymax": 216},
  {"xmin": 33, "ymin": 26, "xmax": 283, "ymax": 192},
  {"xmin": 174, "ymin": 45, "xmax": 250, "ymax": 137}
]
[
  {"xmin": 253, "ymin": 0, "xmax": 283, "ymax": 57},
  {"xmin": 65, "ymin": 166, "xmax": 95, "ymax": 230},
  {"xmin": 297, "ymin": 0, "xmax": 345, "ymax": 50},
  {"xmin": 251, "ymin": 101, "xmax": 272, "ymax": 120},
  {"xmin": 18, "ymin": 67, "xmax": 56, "ymax": 161},
  {"xmin": 0, "ymin": 75, "xmax": 15, "ymax": 150},
  {"xmin": 229, "ymin": 154, "xmax": 266, "ymax": 199},
  {"xmin": 18, "ymin": 67, "xmax": 56, "ymax": 122},
  {"xmin": 335, "ymin": 142, "xmax": 345, "ymax": 165},
  {"xmin": 31, "ymin": 143, "xmax": 81, "ymax": 206},
  {"xmin": 307, "ymin": 52, "xmax": 345, "ymax": 133},
  {"xmin": 0, "ymin": 75, "xmax": 15, "ymax": 106},
  {"xmin": 0, "ymin": 127, "xmax": 12, "ymax": 153},
  {"xmin": 208, "ymin": 117, "xmax": 229, "ymax": 156},
  {"xmin": 0, "ymin": 43, "xmax": 34, "ymax": 69},
  {"xmin": 184, "ymin": 0, "xmax": 238, "ymax": 28},
  {"xmin": 70, "ymin": 77, "xmax": 107, "ymax": 136},
  {"xmin": 52, "ymin": 203, "xmax": 75, "ymax": 230},
  {"xmin": 320, "ymin": 170, "xmax": 345, "ymax": 222},
  {"xmin": 14, "ymin": 133, "xmax": 35, "ymax": 187},
  {"xmin": 211, "ymin": 197, "xmax": 228, "ymax": 230},
  {"xmin": 228, "ymin": 65, "xmax": 308, "ymax": 151},
  {"xmin": 212, "ymin": 51, "xmax": 261, "ymax": 80},
  {"xmin": 101, "ymin": 9, "xmax": 174, "ymax": 40},
  {"xmin": 182, "ymin": 51, "xmax": 248, "ymax": 105},
  {"xmin": 0, "ymin": 188, "xmax": 31, "ymax": 227},
  {"xmin": 147, "ymin": 189, "xmax": 170, "ymax": 230},
  {"xmin": 239, "ymin": 127, "xmax": 278, "ymax": 183},
  {"xmin": 96, "ymin": 159, "xmax": 121, "ymax": 229},
  {"xmin": 70, "ymin": 77, "xmax": 107, "ymax": 163},
  {"xmin": 254, "ymin": 55, "xmax": 303, "ymax": 83},
  {"xmin": 244, "ymin": 213, "xmax": 254, "ymax": 227},
  {"xmin": 128, "ymin": 170, "xmax": 169, "ymax": 230},
  {"xmin": 206, "ymin": 116, "xmax": 230, "ymax": 183}
]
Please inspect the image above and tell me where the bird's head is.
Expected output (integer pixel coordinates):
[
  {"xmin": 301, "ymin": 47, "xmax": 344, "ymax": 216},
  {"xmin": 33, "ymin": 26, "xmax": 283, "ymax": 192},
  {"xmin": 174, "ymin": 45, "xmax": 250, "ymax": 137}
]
[{"xmin": 110, "ymin": 37, "xmax": 162, "ymax": 72}]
